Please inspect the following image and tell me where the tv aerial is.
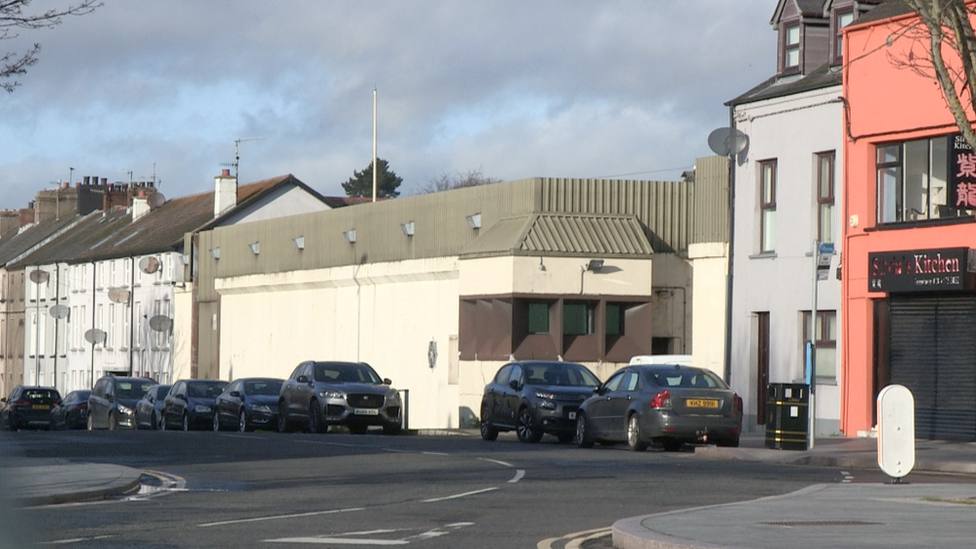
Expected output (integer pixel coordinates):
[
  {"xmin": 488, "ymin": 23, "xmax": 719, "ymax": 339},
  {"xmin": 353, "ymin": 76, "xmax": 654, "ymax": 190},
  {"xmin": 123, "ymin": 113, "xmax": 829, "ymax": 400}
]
[{"xmin": 221, "ymin": 137, "xmax": 266, "ymax": 181}]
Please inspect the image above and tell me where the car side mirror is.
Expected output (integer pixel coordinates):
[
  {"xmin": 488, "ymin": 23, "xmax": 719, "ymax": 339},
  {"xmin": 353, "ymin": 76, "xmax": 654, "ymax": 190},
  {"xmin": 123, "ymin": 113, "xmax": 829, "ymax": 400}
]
[
  {"xmin": 509, "ymin": 379, "xmax": 520, "ymax": 390},
  {"xmin": 383, "ymin": 378, "xmax": 392, "ymax": 385},
  {"xmin": 595, "ymin": 386, "xmax": 605, "ymax": 395},
  {"xmin": 230, "ymin": 391, "xmax": 241, "ymax": 398},
  {"xmin": 297, "ymin": 375, "xmax": 309, "ymax": 383}
]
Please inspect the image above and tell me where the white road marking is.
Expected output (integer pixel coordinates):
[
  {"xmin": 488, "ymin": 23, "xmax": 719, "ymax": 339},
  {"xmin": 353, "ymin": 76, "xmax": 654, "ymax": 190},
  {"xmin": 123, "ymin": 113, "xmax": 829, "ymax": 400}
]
[
  {"xmin": 265, "ymin": 537, "xmax": 407, "ymax": 545},
  {"xmin": 422, "ymin": 487, "xmax": 497, "ymax": 503},
  {"xmin": 265, "ymin": 523, "xmax": 474, "ymax": 545},
  {"xmin": 40, "ymin": 535, "xmax": 115, "ymax": 545},
  {"xmin": 421, "ymin": 451, "xmax": 448, "ymax": 456},
  {"xmin": 537, "ymin": 527, "xmax": 612, "ymax": 549},
  {"xmin": 198, "ymin": 507, "xmax": 364, "ymax": 527},
  {"xmin": 508, "ymin": 469, "xmax": 525, "ymax": 483},
  {"xmin": 477, "ymin": 458, "xmax": 514, "ymax": 467}
]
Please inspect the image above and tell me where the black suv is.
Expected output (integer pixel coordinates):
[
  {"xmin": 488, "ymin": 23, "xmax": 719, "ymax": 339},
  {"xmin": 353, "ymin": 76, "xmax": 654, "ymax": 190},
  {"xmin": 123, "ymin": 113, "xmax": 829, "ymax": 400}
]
[
  {"xmin": 87, "ymin": 376, "xmax": 156, "ymax": 430},
  {"xmin": 0, "ymin": 386, "xmax": 62, "ymax": 430},
  {"xmin": 480, "ymin": 360, "xmax": 600, "ymax": 443},
  {"xmin": 278, "ymin": 361, "xmax": 402, "ymax": 434}
]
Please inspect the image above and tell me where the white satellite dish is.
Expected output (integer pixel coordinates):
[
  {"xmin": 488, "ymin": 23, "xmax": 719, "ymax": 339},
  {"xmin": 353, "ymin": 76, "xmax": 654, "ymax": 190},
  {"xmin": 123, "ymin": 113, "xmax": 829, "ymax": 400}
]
[
  {"xmin": 139, "ymin": 256, "xmax": 160, "ymax": 274},
  {"xmin": 84, "ymin": 328, "xmax": 107, "ymax": 344},
  {"xmin": 108, "ymin": 288, "xmax": 130, "ymax": 303},
  {"xmin": 149, "ymin": 315, "xmax": 173, "ymax": 332},
  {"xmin": 147, "ymin": 192, "xmax": 166, "ymax": 209},
  {"xmin": 707, "ymin": 127, "xmax": 749, "ymax": 157},
  {"xmin": 49, "ymin": 305, "xmax": 70, "ymax": 319},
  {"xmin": 29, "ymin": 270, "xmax": 49, "ymax": 284}
]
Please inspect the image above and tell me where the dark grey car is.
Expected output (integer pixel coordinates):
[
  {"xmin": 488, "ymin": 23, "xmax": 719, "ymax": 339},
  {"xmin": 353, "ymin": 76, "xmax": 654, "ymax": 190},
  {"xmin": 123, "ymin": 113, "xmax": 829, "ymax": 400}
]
[
  {"xmin": 0, "ymin": 387, "xmax": 61, "ymax": 430},
  {"xmin": 87, "ymin": 376, "xmax": 155, "ymax": 430},
  {"xmin": 278, "ymin": 361, "xmax": 402, "ymax": 434},
  {"xmin": 135, "ymin": 384, "xmax": 171, "ymax": 430},
  {"xmin": 162, "ymin": 379, "xmax": 228, "ymax": 431},
  {"xmin": 576, "ymin": 364, "xmax": 742, "ymax": 452},
  {"xmin": 480, "ymin": 360, "xmax": 600, "ymax": 443}
]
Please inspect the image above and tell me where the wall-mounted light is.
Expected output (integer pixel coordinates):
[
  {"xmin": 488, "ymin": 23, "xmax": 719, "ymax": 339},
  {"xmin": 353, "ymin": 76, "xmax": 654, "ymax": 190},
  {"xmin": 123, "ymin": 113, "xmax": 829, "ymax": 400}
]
[
  {"xmin": 293, "ymin": 236, "xmax": 305, "ymax": 250},
  {"xmin": 465, "ymin": 213, "xmax": 482, "ymax": 230},
  {"xmin": 210, "ymin": 248, "xmax": 221, "ymax": 260},
  {"xmin": 400, "ymin": 221, "xmax": 415, "ymax": 236},
  {"xmin": 343, "ymin": 229, "xmax": 357, "ymax": 243},
  {"xmin": 249, "ymin": 242, "xmax": 260, "ymax": 255},
  {"xmin": 586, "ymin": 259, "xmax": 604, "ymax": 272}
]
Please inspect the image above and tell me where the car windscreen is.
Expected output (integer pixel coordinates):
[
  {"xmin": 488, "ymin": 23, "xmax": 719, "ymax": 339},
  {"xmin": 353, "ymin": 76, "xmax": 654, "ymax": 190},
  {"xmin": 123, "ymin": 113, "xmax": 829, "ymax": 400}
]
[
  {"xmin": 524, "ymin": 364, "xmax": 600, "ymax": 387},
  {"xmin": 649, "ymin": 370, "xmax": 727, "ymax": 389},
  {"xmin": 187, "ymin": 382, "xmax": 227, "ymax": 398},
  {"xmin": 22, "ymin": 389, "xmax": 60, "ymax": 403},
  {"xmin": 117, "ymin": 382, "xmax": 153, "ymax": 400},
  {"xmin": 244, "ymin": 380, "xmax": 282, "ymax": 396},
  {"xmin": 314, "ymin": 363, "xmax": 382, "ymax": 384}
]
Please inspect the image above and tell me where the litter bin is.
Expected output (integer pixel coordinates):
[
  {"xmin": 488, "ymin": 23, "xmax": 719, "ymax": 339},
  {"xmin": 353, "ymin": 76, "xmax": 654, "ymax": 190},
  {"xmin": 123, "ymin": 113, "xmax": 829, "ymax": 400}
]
[{"xmin": 765, "ymin": 383, "xmax": 808, "ymax": 450}]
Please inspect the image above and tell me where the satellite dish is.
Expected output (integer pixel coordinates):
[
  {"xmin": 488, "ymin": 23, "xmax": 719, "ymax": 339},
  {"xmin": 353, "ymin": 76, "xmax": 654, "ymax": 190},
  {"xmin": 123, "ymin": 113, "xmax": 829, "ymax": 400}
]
[
  {"xmin": 139, "ymin": 256, "xmax": 160, "ymax": 274},
  {"xmin": 49, "ymin": 305, "xmax": 70, "ymax": 320},
  {"xmin": 108, "ymin": 288, "xmax": 130, "ymax": 303},
  {"xmin": 84, "ymin": 328, "xmax": 107, "ymax": 344},
  {"xmin": 147, "ymin": 192, "xmax": 166, "ymax": 209},
  {"xmin": 707, "ymin": 127, "xmax": 749, "ymax": 157},
  {"xmin": 149, "ymin": 315, "xmax": 173, "ymax": 332},
  {"xmin": 29, "ymin": 269, "xmax": 49, "ymax": 284}
]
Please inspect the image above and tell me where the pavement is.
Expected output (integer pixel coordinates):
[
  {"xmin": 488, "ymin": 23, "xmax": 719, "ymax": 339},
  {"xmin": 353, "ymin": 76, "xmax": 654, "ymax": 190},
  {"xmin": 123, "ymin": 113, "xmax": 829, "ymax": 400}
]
[{"xmin": 1, "ymin": 431, "xmax": 974, "ymax": 549}]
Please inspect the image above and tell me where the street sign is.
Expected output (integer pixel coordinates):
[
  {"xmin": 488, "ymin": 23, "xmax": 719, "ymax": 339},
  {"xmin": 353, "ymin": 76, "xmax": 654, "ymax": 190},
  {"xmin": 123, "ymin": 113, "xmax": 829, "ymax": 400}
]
[{"xmin": 816, "ymin": 243, "xmax": 834, "ymax": 281}]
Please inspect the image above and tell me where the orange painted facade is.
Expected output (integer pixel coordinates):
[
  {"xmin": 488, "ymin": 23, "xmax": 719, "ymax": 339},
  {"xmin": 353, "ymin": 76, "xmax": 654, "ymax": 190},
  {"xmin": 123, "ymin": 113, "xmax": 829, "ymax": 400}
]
[{"xmin": 842, "ymin": 8, "xmax": 976, "ymax": 437}]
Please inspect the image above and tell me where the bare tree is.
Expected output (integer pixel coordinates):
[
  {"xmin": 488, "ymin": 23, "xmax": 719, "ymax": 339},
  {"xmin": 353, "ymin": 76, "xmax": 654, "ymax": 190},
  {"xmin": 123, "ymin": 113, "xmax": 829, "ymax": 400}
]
[
  {"xmin": 1, "ymin": 0, "xmax": 101, "ymax": 92},
  {"xmin": 418, "ymin": 168, "xmax": 502, "ymax": 194},
  {"xmin": 894, "ymin": 1, "xmax": 976, "ymax": 150}
]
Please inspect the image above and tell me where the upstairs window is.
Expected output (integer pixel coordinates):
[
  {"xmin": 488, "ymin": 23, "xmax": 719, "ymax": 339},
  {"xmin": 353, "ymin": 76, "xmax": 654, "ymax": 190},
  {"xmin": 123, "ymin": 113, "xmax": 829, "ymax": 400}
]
[
  {"xmin": 875, "ymin": 135, "xmax": 974, "ymax": 224},
  {"xmin": 785, "ymin": 24, "xmax": 800, "ymax": 70},
  {"xmin": 834, "ymin": 10, "xmax": 855, "ymax": 62},
  {"xmin": 760, "ymin": 160, "xmax": 777, "ymax": 253},
  {"xmin": 817, "ymin": 152, "xmax": 835, "ymax": 244}
]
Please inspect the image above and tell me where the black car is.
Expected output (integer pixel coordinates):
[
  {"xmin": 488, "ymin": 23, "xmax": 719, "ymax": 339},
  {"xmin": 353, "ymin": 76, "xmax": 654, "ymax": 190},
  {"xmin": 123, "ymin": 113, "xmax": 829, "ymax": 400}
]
[
  {"xmin": 576, "ymin": 364, "xmax": 742, "ymax": 452},
  {"xmin": 213, "ymin": 378, "xmax": 282, "ymax": 432},
  {"xmin": 480, "ymin": 360, "xmax": 600, "ymax": 443},
  {"xmin": 278, "ymin": 361, "xmax": 402, "ymax": 434},
  {"xmin": 135, "ymin": 384, "xmax": 171, "ymax": 430},
  {"xmin": 162, "ymin": 379, "xmax": 228, "ymax": 431},
  {"xmin": 50, "ymin": 390, "xmax": 91, "ymax": 430},
  {"xmin": 88, "ymin": 376, "xmax": 156, "ymax": 430},
  {"xmin": 0, "ymin": 386, "xmax": 62, "ymax": 430}
]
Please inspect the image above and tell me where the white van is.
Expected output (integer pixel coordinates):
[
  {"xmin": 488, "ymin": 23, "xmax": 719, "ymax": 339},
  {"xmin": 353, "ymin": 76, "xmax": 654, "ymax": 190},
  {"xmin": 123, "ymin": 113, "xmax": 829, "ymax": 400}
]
[{"xmin": 628, "ymin": 354, "xmax": 693, "ymax": 366}]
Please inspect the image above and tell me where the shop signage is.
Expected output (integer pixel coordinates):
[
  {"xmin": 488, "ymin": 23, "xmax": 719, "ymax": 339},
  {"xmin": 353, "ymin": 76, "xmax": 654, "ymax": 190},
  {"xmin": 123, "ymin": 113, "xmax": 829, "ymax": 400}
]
[
  {"xmin": 950, "ymin": 134, "xmax": 976, "ymax": 209},
  {"xmin": 868, "ymin": 248, "xmax": 973, "ymax": 293}
]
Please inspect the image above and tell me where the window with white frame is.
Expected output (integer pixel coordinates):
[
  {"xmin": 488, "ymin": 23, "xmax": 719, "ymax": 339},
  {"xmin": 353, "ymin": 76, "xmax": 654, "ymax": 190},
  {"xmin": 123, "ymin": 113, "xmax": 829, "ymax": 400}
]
[
  {"xmin": 834, "ymin": 10, "xmax": 855, "ymax": 62},
  {"xmin": 760, "ymin": 159, "xmax": 777, "ymax": 253},
  {"xmin": 785, "ymin": 24, "xmax": 800, "ymax": 70}
]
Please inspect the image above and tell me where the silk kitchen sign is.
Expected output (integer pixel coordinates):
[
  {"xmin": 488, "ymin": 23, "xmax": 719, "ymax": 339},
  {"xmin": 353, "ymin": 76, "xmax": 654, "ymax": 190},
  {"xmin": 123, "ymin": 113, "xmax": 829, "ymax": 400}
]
[{"xmin": 869, "ymin": 248, "xmax": 975, "ymax": 293}]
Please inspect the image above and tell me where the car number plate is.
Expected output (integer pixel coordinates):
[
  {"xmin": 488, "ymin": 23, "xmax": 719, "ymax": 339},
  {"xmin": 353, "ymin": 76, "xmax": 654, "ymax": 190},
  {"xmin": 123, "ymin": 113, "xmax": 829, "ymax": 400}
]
[
  {"xmin": 32, "ymin": 404, "xmax": 49, "ymax": 410},
  {"xmin": 686, "ymin": 399, "xmax": 719, "ymax": 409},
  {"xmin": 568, "ymin": 411, "xmax": 576, "ymax": 420},
  {"xmin": 354, "ymin": 408, "xmax": 379, "ymax": 416}
]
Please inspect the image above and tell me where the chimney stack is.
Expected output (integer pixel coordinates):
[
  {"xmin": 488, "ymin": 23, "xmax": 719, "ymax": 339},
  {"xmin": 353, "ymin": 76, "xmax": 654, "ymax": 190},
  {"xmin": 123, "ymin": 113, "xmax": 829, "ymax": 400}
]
[{"xmin": 214, "ymin": 169, "xmax": 237, "ymax": 218}]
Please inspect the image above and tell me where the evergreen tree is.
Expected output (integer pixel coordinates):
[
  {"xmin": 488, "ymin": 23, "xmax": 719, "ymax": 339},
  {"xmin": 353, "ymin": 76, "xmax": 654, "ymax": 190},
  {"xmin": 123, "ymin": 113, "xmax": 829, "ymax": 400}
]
[{"xmin": 341, "ymin": 158, "xmax": 402, "ymax": 198}]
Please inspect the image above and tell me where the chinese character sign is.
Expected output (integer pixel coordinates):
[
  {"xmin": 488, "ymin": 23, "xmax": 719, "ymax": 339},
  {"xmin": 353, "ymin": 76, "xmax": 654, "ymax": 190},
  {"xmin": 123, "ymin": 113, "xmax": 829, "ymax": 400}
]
[{"xmin": 951, "ymin": 134, "xmax": 976, "ymax": 209}]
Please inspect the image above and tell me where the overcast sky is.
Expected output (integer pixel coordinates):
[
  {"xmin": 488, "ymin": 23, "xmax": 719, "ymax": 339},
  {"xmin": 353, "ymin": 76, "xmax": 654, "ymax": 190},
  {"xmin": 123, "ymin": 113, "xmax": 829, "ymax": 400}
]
[{"xmin": 0, "ymin": 1, "xmax": 777, "ymax": 209}]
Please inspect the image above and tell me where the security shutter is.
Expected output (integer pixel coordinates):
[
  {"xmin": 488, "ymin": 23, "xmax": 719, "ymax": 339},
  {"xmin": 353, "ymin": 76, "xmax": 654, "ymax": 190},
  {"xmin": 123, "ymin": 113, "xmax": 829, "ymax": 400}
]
[{"xmin": 889, "ymin": 296, "xmax": 976, "ymax": 441}]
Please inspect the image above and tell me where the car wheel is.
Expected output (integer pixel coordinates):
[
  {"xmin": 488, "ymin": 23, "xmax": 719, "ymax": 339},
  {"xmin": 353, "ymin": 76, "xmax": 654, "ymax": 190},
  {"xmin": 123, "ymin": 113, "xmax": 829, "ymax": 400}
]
[
  {"xmin": 575, "ymin": 413, "xmax": 594, "ymax": 448},
  {"xmin": 238, "ymin": 410, "xmax": 248, "ymax": 432},
  {"xmin": 516, "ymin": 408, "xmax": 543, "ymax": 443},
  {"xmin": 182, "ymin": 413, "xmax": 189, "ymax": 432},
  {"xmin": 479, "ymin": 406, "xmax": 498, "ymax": 441},
  {"xmin": 349, "ymin": 424, "xmax": 367, "ymax": 435},
  {"xmin": 308, "ymin": 401, "xmax": 326, "ymax": 434},
  {"xmin": 87, "ymin": 413, "xmax": 94, "ymax": 431},
  {"xmin": 108, "ymin": 412, "xmax": 117, "ymax": 431},
  {"xmin": 277, "ymin": 402, "xmax": 293, "ymax": 433},
  {"xmin": 627, "ymin": 414, "xmax": 648, "ymax": 452},
  {"xmin": 151, "ymin": 411, "xmax": 159, "ymax": 431},
  {"xmin": 213, "ymin": 410, "xmax": 222, "ymax": 432},
  {"xmin": 662, "ymin": 439, "xmax": 683, "ymax": 452}
]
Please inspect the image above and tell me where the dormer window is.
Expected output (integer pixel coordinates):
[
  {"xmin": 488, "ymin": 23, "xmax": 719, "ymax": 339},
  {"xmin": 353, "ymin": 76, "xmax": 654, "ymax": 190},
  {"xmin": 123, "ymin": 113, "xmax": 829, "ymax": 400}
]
[
  {"xmin": 833, "ymin": 9, "xmax": 855, "ymax": 63},
  {"xmin": 785, "ymin": 24, "xmax": 801, "ymax": 70}
]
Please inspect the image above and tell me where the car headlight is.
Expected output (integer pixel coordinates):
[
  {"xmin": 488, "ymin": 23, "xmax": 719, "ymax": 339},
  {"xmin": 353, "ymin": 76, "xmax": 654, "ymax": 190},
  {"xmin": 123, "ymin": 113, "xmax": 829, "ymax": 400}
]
[
  {"xmin": 194, "ymin": 404, "xmax": 212, "ymax": 413},
  {"xmin": 318, "ymin": 390, "xmax": 345, "ymax": 400},
  {"xmin": 118, "ymin": 404, "xmax": 133, "ymax": 415},
  {"xmin": 535, "ymin": 391, "xmax": 556, "ymax": 410},
  {"xmin": 251, "ymin": 404, "xmax": 272, "ymax": 414},
  {"xmin": 386, "ymin": 389, "xmax": 401, "ymax": 402}
]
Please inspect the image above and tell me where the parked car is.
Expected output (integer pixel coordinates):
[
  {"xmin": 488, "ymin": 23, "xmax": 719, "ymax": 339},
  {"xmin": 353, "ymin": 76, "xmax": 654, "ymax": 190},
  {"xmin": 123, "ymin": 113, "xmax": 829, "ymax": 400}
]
[
  {"xmin": 480, "ymin": 360, "xmax": 601, "ymax": 443},
  {"xmin": 135, "ymin": 384, "xmax": 171, "ymax": 430},
  {"xmin": 575, "ymin": 364, "xmax": 742, "ymax": 452},
  {"xmin": 162, "ymin": 379, "xmax": 228, "ymax": 431},
  {"xmin": 0, "ymin": 386, "xmax": 62, "ymax": 430},
  {"xmin": 88, "ymin": 376, "xmax": 156, "ymax": 430},
  {"xmin": 278, "ymin": 361, "xmax": 402, "ymax": 434},
  {"xmin": 213, "ymin": 378, "xmax": 283, "ymax": 432},
  {"xmin": 50, "ymin": 390, "xmax": 91, "ymax": 430}
]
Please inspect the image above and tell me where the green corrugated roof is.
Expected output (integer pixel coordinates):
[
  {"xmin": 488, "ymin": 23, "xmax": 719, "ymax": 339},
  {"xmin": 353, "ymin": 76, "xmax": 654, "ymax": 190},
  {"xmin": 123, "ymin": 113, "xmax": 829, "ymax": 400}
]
[{"xmin": 460, "ymin": 213, "xmax": 653, "ymax": 259}]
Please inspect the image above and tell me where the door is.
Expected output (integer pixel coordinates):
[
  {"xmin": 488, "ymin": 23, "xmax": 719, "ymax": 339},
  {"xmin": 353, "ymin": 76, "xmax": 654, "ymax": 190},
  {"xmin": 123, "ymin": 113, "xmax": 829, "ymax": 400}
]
[
  {"xmin": 756, "ymin": 312, "xmax": 770, "ymax": 425},
  {"xmin": 587, "ymin": 369, "xmax": 627, "ymax": 436},
  {"xmin": 497, "ymin": 364, "xmax": 523, "ymax": 428}
]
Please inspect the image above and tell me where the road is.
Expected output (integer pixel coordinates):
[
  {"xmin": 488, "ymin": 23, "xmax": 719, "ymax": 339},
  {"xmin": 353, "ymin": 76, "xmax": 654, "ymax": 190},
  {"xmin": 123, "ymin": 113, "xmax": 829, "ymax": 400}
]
[{"xmin": 4, "ymin": 429, "xmax": 869, "ymax": 548}]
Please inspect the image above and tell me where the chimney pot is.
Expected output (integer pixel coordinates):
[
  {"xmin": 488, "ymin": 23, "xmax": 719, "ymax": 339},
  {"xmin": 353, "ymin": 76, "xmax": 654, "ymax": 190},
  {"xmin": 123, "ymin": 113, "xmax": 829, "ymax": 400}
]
[{"xmin": 222, "ymin": 169, "xmax": 231, "ymax": 177}]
